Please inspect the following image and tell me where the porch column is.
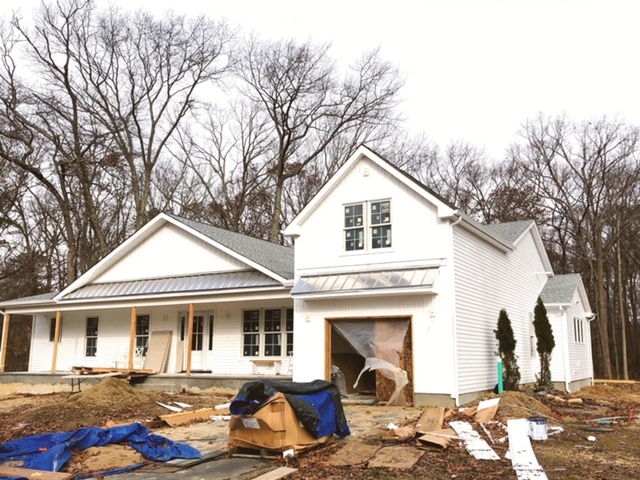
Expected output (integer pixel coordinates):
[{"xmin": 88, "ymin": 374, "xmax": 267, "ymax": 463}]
[
  {"xmin": 51, "ymin": 311, "xmax": 61, "ymax": 373},
  {"xmin": 186, "ymin": 303, "xmax": 195, "ymax": 376},
  {"xmin": 0, "ymin": 313, "xmax": 10, "ymax": 372},
  {"xmin": 128, "ymin": 307, "xmax": 137, "ymax": 370}
]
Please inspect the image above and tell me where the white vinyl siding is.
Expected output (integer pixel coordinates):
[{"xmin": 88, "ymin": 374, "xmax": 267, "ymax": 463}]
[{"xmin": 453, "ymin": 226, "xmax": 549, "ymax": 395}]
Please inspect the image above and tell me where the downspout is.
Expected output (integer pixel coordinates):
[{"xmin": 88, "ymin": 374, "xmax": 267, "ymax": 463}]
[
  {"xmin": 449, "ymin": 213, "xmax": 463, "ymax": 405},
  {"xmin": 560, "ymin": 306, "xmax": 571, "ymax": 393},
  {"xmin": 586, "ymin": 315, "xmax": 596, "ymax": 386}
]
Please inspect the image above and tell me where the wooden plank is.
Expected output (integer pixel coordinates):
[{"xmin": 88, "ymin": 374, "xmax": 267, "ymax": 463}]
[
  {"xmin": 71, "ymin": 366, "xmax": 155, "ymax": 374},
  {"xmin": 0, "ymin": 465, "xmax": 73, "ymax": 479},
  {"xmin": 415, "ymin": 406, "xmax": 445, "ymax": 433},
  {"xmin": 593, "ymin": 379, "xmax": 637, "ymax": 384},
  {"xmin": 161, "ymin": 408, "xmax": 217, "ymax": 427},
  {"xmin": 0, "ymin": 313, "xmax": 10, "ymax": 372},
  {"xmin": 252, "ymin": 467, "xmax": 298, "ymax": 480}
]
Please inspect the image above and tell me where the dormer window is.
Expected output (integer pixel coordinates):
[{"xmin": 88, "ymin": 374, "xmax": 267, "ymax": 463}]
[{"xmin": 344, "ymin": 200, "xmax": 392, "ymax": 251}]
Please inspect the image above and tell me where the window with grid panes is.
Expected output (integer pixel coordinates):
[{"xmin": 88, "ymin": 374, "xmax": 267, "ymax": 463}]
[
  {"xmin": 285, "ymin": 308, "xmax": 294, "ymax": 356},
  {"xmin": 370, "ymin": 200, "xmax": 391, "ymax": 248},
  {"xmin": 136, "ymin": 315, "xmax": 149, "ymax": 356},
  {"xmin": 85, "ymin": 317, "xmax": 99, "ymax": 357},
  {"xmin": 264, "ymin": 309, "xmax": 282, "ymax": 356},
  {"xmin": 344, "ymin": 203, "xmax": 364, "ymax": 251},
  {"xmin": 243, "ymin": 310, "xmax": 260, "ymax": 356}
]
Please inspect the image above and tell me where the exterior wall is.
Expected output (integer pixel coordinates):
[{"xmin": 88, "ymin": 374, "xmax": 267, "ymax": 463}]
[
  {"xmin": 548, "ymin": 292, "xmax": 593, "ymax": 389},
  {"xmin": 453, "ymin": 227, "xmax": 549, "ymax": 398},
  {"xmin": 292, "ymin": 294, "xmax": 456, "ymax": 402},
  {"xmin": 548, "ymin": 309, "xmax": 567, "ymax": 384},
  {"xmin": 294, "ymin": 157, "xmax": 451, "ymax": 275},
  {"xmin": 97, "ymin": 223, "xmax": 247, "ymax": 282},
  {"xmin": 29, "ymin": 298, "xmax": 293, "ymax": 375}
]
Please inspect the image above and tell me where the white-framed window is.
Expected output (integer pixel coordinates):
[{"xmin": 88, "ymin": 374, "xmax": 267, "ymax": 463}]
[
  {"xmin": 574, "ymin": 317, "xmax": 584, "ymax": 344},
  {"xmin": 85, "ymin": 316, "xmax": 99, "ymax": 357},
  {"xmin": 344, "ymin": 200, "xmax": 392, "ymax": 251},
  {"xmin": 136, "ymin": 314, "xmax": 150, "ymax": 356},
  {"xmin": 529, "ymin": 313, "xmax": 536, "ymax": 357},
  {"xmin": 179, "ymin": 313, "xmax": 206, "ymax": 351},
  {"xmin": 242, "ymin": 308, "xmax": 294, "ymax": 357},
  {"xmin": 49, "ymin": 317, "xmax": 63, "ymax": 342}
]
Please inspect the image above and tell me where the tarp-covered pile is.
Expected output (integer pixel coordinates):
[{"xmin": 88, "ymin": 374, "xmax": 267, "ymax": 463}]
[
  {"xmin": 0, "ymin": 422, "xmax": 200, "ymax": 478},
  {"xmin": 229, "ymin": 379, "xmax": 350, "ymax": 452}
]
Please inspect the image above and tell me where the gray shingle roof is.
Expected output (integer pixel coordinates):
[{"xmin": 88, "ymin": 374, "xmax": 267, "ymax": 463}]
[
  {"xmin": 540, "ymin": 274, "xmax": 581, "ymax": 304},
  {"xmin": 170, "ymin": 215, "xmax": 294, "ymax": 280},
  {"xmin": 483, "ymin": 220, "xmax": 534, "ymax": 246}
]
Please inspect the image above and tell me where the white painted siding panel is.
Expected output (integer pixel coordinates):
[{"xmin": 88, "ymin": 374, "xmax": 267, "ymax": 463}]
[
  {"xmin": 453, "ymin": 227, "xmax": 549, "ymax": 395},
  {"xmin": 97, "ymin": 223, "xmax": 247, "ymax": 282},
  {"xmin": 548, "ymin": 311, "xmax": 567, "ymax": 383},
  {"xmin": 294, "ymin": 158, "xmax": 450, "ymax": 274},
  {"xmin": 565, "ymin": 294, "xmax": 593, "ymax": 382}
]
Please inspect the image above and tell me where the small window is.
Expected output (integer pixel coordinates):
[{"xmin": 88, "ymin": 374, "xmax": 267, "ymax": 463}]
[
  {"xmin": 286, "ymin": 308, "xmax": 294, "ymax": 357},
  {"xmin": 135, "ymin": 315, "xmax": 150, "ymax": 356},
  {"xmin": 574, "ymin": 317, "xmax": 584, "ymax": 344},
  {"xmin": 49, "ymin": 317, "xmax": 63, "ymax": 342},
  {"xmin": 85, "ymin": 317, "xmax": 99, "ymax": 357}
]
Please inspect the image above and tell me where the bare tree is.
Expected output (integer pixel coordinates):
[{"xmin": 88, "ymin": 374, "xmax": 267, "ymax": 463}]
[
  {"xmin": 234, "ymin": 38, "xmax": 404, "ymax": 242},
  {"xmin": 513, "ymin": 114, "xmax": 640, "ymax": 379}
]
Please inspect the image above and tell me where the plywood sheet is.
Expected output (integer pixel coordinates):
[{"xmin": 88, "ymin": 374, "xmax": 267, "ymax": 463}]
[
  {"xmin": 416, "ymin": 406, "xmax": 445, "ymax": 433},
  {"xmin": 323, "ymin": 442, "xmax": 379, "ymax": 466},
  {"xmin": 0, "ymin": 466, "xmax": 72, "ymax": 479},
  {"xmin": 143, "ymin": 330, "xmax": 172, "ymax": 373},
  {"xmin": 475, "ymin": 398, "xmax": 500, "ymax": 424},
  {"xmin": 367, "ymin": 446, "xmax": 423, "ymax": 469}
]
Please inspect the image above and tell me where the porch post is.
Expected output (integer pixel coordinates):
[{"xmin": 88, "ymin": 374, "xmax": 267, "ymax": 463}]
[
  {"xmin": 0, "ymin": 313, "xmax": 10, "ymax": 372},
  {"xmin": 128, "ymin": 307, "xmax": 137, "ymax": 370},
  {"xmin": 186, "ymin": 303, "xmax": 194, "ymax": 375},
  {"xmin": 51, "ymin": 311, "xmax": 61, "ymax": 373}
]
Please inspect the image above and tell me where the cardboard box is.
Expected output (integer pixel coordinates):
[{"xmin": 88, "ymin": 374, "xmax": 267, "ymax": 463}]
[{"xmin": 228, "ymin": 392, "xmax": 331, "ymax": 452}]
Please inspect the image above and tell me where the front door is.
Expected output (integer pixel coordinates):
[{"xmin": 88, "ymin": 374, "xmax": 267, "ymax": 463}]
[{"xmin": 179, "ymin": 312, "xmax": 214, "ymax": 371}]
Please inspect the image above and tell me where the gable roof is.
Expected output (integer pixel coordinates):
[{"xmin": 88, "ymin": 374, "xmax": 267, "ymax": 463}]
[
  {"xmin": 169, "ymin": 216, "xmax": 294, "ymax": 280},
  {"xmin": 283, "ymin": 145, "xmax": 459, "ymax": 237},
  {"xmin": 484, "ymin": 220, "xmax": 535, "ymax": 245},
  {"xmin": 540, "ymin": 273, "xmax": 592, "ymax": 313}
]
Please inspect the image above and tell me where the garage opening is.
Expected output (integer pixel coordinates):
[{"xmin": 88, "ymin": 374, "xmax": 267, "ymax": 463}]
[{"xmin": 328, "ymin": 317, "xmax": 413, "ymax": 406}]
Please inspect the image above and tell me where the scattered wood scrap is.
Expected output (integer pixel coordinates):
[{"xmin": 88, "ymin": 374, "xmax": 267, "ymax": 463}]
[
  {"xmin": 161, "ymin": 408, "xmax": 217, "ymax": 427},
  {"xmin": 0, "ymin": 465, "xmax": 73, "ymax": 479},
  {"xmin": 252, "ymin": 466, "xmax": 298, "ymax": 480},
  {"xmin": 475, "ymin": 398, "xmax": 500, "ymax": 424},
  {"xmin": 367, "ymin": 446, "xmax": 424, "ymax": 469},
  {"xmin": 417, "ymin": 428, "xmax": 460, "ymax": 449},
  {"xmin": 323, "ymin": 442, "xmax": 379, "ymax": 466},
  {"xmin": 416, "ymin": 406, "xmax": 445, "ymax": 434}
]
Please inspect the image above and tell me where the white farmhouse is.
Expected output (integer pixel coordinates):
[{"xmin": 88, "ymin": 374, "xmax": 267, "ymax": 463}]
[{"xmin": 0, "ymin": 145, "xmax": 593, "ymax": 406}]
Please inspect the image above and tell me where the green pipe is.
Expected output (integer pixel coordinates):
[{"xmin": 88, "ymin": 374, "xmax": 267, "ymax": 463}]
[{"xmin": 497, "ymin": 361, "xmax": 503, "ymax": 393}]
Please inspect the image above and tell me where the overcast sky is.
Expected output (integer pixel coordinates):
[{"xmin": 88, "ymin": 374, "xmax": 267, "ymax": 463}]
[{"xmin": 4, "ymin": 0, "xmax": 640, "ymax": 159}]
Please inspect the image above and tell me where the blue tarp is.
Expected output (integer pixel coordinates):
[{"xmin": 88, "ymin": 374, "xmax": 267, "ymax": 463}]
[
  {"xmin": 0, "ymin": 422, "xmax": 201, "ymax": 479},
  {"xmin": 230, "ymin": 379, "xmax": 351, "ymax": 439}
]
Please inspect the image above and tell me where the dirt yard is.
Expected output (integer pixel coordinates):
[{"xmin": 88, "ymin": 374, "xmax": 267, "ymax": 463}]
[{"xmin": 1, "ymin": 378, "xmax": 640, "ymax": 479}]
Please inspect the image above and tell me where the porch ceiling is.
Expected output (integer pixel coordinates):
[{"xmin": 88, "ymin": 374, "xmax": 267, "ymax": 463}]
[
  {"xmin": 60, "ymin": 270, "xmax": 282, "ymax": 301},
  {"xmin": 291, "ymin": 267, "xmax": 438, "ymax": 299}
]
